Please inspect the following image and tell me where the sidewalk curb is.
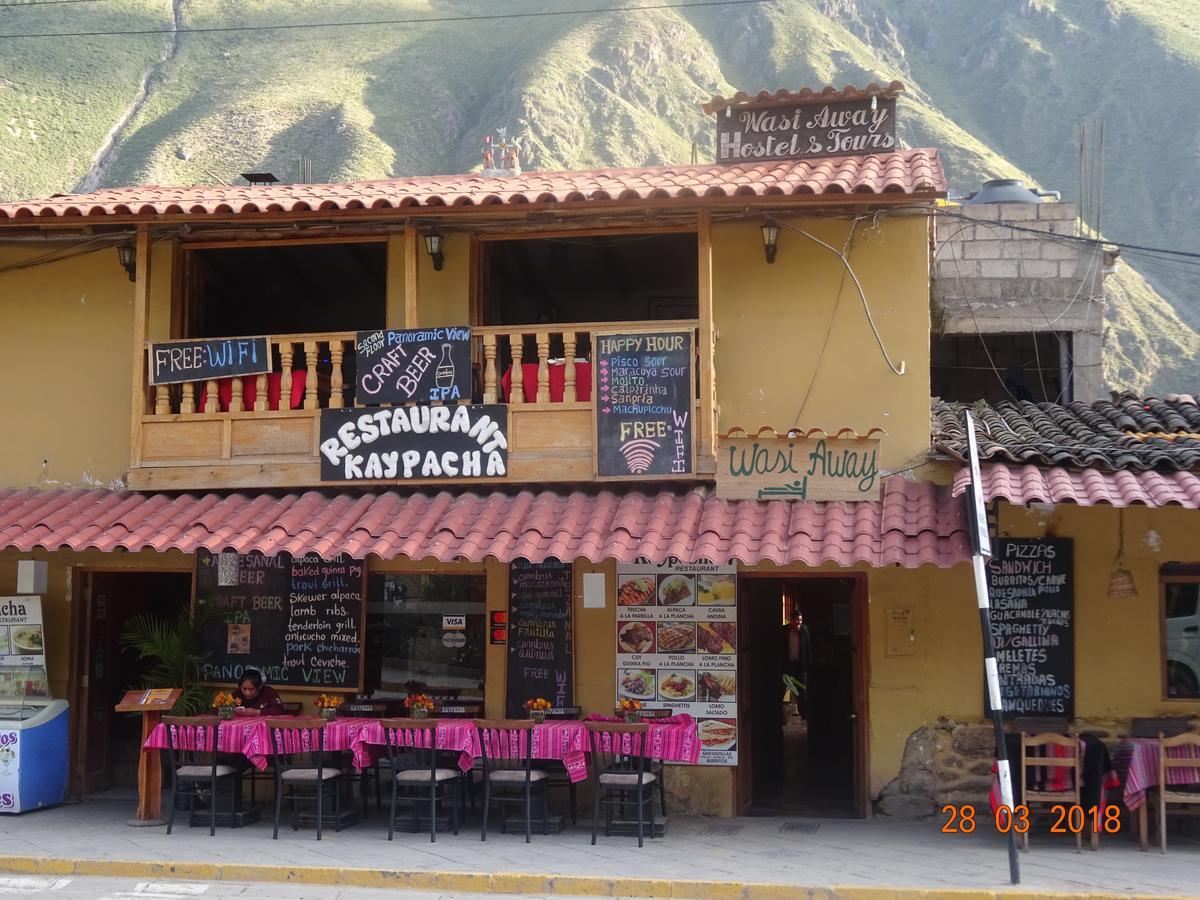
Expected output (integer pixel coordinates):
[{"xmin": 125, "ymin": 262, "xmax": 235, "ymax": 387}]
[{"xmin": 0, "ymin": 855, "xmax": 1188, "ymax": 899}]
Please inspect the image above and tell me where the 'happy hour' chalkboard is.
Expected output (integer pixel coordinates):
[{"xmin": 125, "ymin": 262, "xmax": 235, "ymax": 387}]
[
  {"xmin": 355, "ymin": 326, "xmax": 472, "ymax": 405},
  {"xmin": 196, "ymin": 551, "xmax": 364, "ymax": 690},
  {"xmin": 505, "ymin": 559, "xmax": 573, "ymax": 717},
  {"xmin": 148, "ymin": 337, "xmax": 270, "ymax": 386},
  {"xmin": 595, "ymin": 331, "xmax": 693, "ymax": 478},
  {"xmin": 986, "ymin": 538, "xmax": 1074, "ymax": 719}
]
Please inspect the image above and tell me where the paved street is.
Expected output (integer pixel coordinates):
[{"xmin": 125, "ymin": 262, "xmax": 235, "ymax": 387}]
[{"xmin": 0, "ymin": 795, "xmax": 1197, "ymax": 897}]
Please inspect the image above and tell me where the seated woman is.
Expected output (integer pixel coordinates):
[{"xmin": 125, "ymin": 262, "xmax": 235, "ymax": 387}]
[{"xmin": 231, "ymin": 668, "xmax": 286, "ymax": 717}]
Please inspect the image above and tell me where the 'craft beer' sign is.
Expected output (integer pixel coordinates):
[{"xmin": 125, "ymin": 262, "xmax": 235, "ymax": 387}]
[
  {"xmin": 715, "ymin": 97, "xmax": 897, "ymax": 163},
  {"xmin": 716, "ymin": 432, "xmax": 883, "ymax": 501}
]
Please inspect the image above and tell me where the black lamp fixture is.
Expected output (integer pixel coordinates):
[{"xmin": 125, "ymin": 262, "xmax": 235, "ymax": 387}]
[
  {"xmin": 761, "ymin": 222, "xmax": 779, "ymax": 264},
  {"xmin": 423, "ymin": 231, "xmax": 445, "ymax": 271},
  {"xmin": 117, "ymin": 242, "xmax": 136, "ymax": 282}
]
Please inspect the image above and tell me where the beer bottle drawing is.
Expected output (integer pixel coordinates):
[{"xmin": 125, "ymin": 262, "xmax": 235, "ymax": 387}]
[{"xmin": 436, "ymin": 342, "xmax": 455, "ymax": 390}]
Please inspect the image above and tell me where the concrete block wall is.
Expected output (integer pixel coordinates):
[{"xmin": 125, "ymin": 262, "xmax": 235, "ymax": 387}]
[{"xmin": 932, "ymin": 200, "xmax": 1106, "ymax": 400}]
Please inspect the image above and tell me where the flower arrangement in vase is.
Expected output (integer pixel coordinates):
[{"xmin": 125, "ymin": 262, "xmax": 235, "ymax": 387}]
[
  {"xmin": 314, "ymin": 694, "xmax": 344, "ymax": 720},
  {"xmin": 524, "ymin": 697, "xmax": 551, "ymax": 724},
  {"xmin": 619, "ymin": 698, "xmax": 643, "ymax": 723},
  {"xmin": 212, "ymin": 691, "xmax": 241, "ymax": 720},
  {"xmin": 405, "ymin": 693, "xmax": 435, "ymax": 719}
]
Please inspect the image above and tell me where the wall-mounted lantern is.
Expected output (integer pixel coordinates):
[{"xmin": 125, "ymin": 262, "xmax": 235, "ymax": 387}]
[
  {"xmin": 761, "ymin": 223, "xmax": 779, "ymax": 264},
  {"xmin": 424, "ymin": 231, "xmax": 445, "ymax": 271},
  {"xmin": 117, "ymin": 243, "xmax": 136, "ymax": 282}
]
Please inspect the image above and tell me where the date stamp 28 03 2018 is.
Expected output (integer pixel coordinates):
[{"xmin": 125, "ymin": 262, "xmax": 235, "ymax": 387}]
[{"xmin": 940, "ymin": 804, "xmax": 1122, "ymax": 835}]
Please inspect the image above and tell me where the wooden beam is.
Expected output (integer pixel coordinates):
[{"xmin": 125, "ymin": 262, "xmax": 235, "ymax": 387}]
[
  {"xmin": 385, "ymin": 233, "xmax": 405, "ymax": 328},
  {"xmin": 130, "ymin": 225, "xmax": 152, "ymax": 468},
  {"xmin": 404, "ymin": 223, "xmax": 419, "ymax": 328},
  {"xmin": 697, "ymin": 211, "xmax": 716, "ymax": 464}
]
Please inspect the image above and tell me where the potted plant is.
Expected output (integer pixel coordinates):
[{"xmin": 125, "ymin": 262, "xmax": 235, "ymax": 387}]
[
  {"xmin": 524, "ymin": 697, "xmax": 551, "ymax": 724},
  {"xmin": 620, "ymin": 698, "xmax": 643, "ymax": 723},
  {"xmin": 314, "ymin": 693, "xmax": 344, "ymax": 721},
  {"xmin": 405, "ymin": 693, "xmax": 435, "ymax": 719},
  {"xmin": 119, "ymin": 605, "xmax": 218, "ymax": 716},
  {"xmin": 212, "ymin": 691, "xmax": 241, "ymax": 720}
]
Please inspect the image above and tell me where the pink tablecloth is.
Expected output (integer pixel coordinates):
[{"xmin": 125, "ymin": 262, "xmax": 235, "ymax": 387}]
[
  {"xmin": 1113, "ymin": 738, "xmax": 1200, "ymax": 810},
  {"xmin": 144, "ymin": 717, "xmax": 368, "ymax": 772}
]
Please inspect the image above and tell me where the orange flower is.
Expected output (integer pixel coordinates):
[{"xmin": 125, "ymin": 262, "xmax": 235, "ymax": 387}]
[
  {"xmin": 404, "ymin": 693, "xmax": 435, "ymax": 711},
  {"xmin": 619, "ymin": 698, "xmax": 643, "ymax": 712},
  {"xmin": 212, "ymin": 691, "xmax": 241, "ymax": 709},
  {"xmin": 523, "ymin": 697, "xmax": 551, "ymax": 711}
]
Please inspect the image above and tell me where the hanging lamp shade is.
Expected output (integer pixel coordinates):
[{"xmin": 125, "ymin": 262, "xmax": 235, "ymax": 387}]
[{"xmin": 1107, "ymin": 508, "xmax": 1136, "ymax": 598}]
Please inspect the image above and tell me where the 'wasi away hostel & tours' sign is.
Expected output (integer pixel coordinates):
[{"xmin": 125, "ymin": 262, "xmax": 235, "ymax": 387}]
[
  {"xmin": 715, "ymin": 97, "xmax": 897, "ymax": 163},
  {"xmin": 716, "ymin": 430, "xmax": 883, "ymax": 501}
]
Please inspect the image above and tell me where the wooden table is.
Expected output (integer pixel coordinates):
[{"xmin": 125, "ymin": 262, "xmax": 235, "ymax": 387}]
[{"xmin": 1113, "ymin": 737, "xmax": 1200, "ymax": 851}]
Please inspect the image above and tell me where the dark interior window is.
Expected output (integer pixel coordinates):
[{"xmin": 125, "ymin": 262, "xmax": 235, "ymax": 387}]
[
  {"xmin": 931, "ymin": 332, "xmax": 1068, "ymax": 403},
  {"xmin": 1164, "ymin": 578, "xmax": 1200, "ymax": 700},
  {"xmin": 482, "ymin": 234, "xmax": 698, "ymax": 326},
  {"xmin": 186, "ymin": 243, "xmax": 387, "ymax": 338}
]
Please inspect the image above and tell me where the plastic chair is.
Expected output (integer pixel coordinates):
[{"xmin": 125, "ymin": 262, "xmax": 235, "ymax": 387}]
[
  {"xmin": 380, "ymin": 718, "xmax": 461, "ymax": 842},
  {"xmin": 162, "ymin": 715, "xmax": 239, "ymax": 836},
  {"xmin": 265, "ymin": 718, "xmax": 342, "ymax": 840},
  {"xmin": 585, "ymin": 720, "xmax": 656, "ymax": 848},
  {"xmin": 474, "ymin": 719, "xmax": 549, "ymax": 843}
]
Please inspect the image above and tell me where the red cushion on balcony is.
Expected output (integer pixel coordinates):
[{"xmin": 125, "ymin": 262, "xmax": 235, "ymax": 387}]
[
  {"xmin": 499, "ymin": 361, "xmax": 592, "ymax": 403},
  {"xmin": 198, "ymin": 371, "xmax": 307, "ymax": 412}
]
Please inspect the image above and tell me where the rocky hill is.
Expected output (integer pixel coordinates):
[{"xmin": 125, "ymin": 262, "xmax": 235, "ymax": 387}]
[{"xmin": 1, "ymin": 0, "xmax": 1196, "ymax": 391}]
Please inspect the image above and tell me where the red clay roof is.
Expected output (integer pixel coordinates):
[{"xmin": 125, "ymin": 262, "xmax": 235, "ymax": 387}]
[
  {"xmin": 702, "ymin": 81, "xmax": 906, "ymax": 115},
  {"xmin": 0, "ymin": 481, "xmax": 968, "ymax": 568},
  {"xmin": 953, "ymin": 463, "xmax": 1200, "ymax": 508},
  {"xmin": 0, "ymin": 151, "xmax": 945, "ymax": 223}
]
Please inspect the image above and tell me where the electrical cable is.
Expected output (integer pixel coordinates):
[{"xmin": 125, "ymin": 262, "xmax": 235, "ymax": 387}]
[
  {"xmin": 0, "ymin": 0, "xmax": 778, "ymax": 38},
  {"xmin": 764, "ymin": 213, "xmax": 906, "ymax": 376}
]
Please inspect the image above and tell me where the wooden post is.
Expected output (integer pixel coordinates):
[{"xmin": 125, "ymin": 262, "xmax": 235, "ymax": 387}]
[
  {"xmin": 330, "ymin": 341, "xmax": 345, "ymax": 408},
  {"xmin": 404, "ymin": 223, "xmax": 420, "ymax": 328},
  {"xmin": 129, "ymin": 226, "xmax": 152, "ymax": 467},
  {"xmin": 482, "ymin": 333, "xmax": 498, "ymax": 403},
  {"xmin": 133, "ymin": 710, "xmax": 164, "ymax": 824},
  {"xmin": 153, "ymin": 385, "xmax": 169, "ymax": 416},
  {"xmin": 253, "ymin": 374, "xmax": 267, "ymax": 412},
  {"xmin": 203, "ymin": 379, "xmax": 218, "ymax": 413},
  {"xmin": 697, "ymin": 209, "xmax": 716, "ymax": 464},
  {"xmin": 180, "ymin": 381, "xmax": 196, "ymax": 415},
  {"xmin": 535, "ymin": 331, "xmax": 550, "ymax": 404},
  {"xmin": 509, "ymin": 332, "xmax": 524, "ymax": 405},
  {"xmin": 229, "ymin": 377, "xmax": 244, "ymax": 412},
  {"xmin": 563, "ymin": 331, "xmax": 577, "ymax": 403},
  {"xmin": 280, "ymin": 342, "xmax": 294, "ymax": 411},
  {"xmin": 303, "ymin": 340, "xmax": 318, "ymax": 410}
]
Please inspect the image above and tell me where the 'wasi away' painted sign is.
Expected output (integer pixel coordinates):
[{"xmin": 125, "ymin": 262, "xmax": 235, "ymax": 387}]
[
  {"xmin": 319, "ymin": 404, "xmax": 508, "ymax": 482},
  {"xmin": 716, "ymin": 433, "xmax": 882, "ymax": 501},
  {"xmin": 148, "ymin": 337, "xmax": 270, "ymax": 386},
  {"xmin": 715, "ymin": 98, "xmax": 896, "ymax": 163}
]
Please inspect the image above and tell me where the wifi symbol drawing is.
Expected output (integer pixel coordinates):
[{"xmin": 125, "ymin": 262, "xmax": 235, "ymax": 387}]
[{"xmin": 619, "ymin": 438, "xmax": 660, "ymax": 474}]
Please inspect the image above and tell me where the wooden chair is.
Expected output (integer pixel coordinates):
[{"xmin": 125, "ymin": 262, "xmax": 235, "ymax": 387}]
[
  {"xmin": 265, "ymin": 718, "xmax": 342, "ymax": 840},
  {"xmin": 1020, "ymin": 731, "xmax": 1088, "ymax": 852},
  {"xmin": 474, "ymin": 719, "xmax": 549, "ymax": 843},
  {"xmin": 542, "ymin": 706, "xmax": 582, "ymax": 825},
  {"xmin": 380, "ymin": 718, "xmax": 461, "ymax": 843},
  {"xmin": 162, "ymin": 715, "xmax": 239, "ymax": 836},
  {"xmin": 586, "ymin": 720, "xmax": 657, "ymax": 848},
  {"xmin": 244, "ymin": 702, "xmax": 305, "ymax": 804},
  {"xmin": 1156, "ymin": 731, "xmax": 1200, "ymax": 852}
]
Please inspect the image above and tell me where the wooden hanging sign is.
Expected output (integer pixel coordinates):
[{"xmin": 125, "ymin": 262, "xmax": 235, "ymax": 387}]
[{"xmin": 716, "ymin": 428, "xmax": 884, "ymax": 501}]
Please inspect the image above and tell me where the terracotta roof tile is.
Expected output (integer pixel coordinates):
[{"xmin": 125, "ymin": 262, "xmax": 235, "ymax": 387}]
[
  {"xmin": 953, "ymin": 463, "xmax": 1200, "ymax": 509},
  {"xmin": 933, "ymin": 396, "xmax": 1200, "ymax": 472},
  {"xmin": 0, "ymin": 152, "xmax": 945, "ymax": 224},
  {"xmin": 702, "ymin": 82, "xmax": 906, "ymax": 116},
  {"xmin": 0, "ymin": 483, "xmax": 967, "ymax": 568}
]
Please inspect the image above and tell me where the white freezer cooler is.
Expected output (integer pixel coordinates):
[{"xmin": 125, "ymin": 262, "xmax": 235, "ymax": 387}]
[{"xmin": 0, "ymin": 699, "xmax": 69, "ymax": 813}]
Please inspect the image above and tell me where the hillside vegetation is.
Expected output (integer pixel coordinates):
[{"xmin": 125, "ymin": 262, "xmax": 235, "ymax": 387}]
[{"xmin": 0, "ymin": 0, "xmax": 1196, "ymax": 392}]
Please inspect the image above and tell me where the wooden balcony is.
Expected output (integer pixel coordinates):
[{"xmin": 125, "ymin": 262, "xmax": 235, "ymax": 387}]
[{"xmin": 128, "ymin": 321, "xmax": 712, "ymax": 491}]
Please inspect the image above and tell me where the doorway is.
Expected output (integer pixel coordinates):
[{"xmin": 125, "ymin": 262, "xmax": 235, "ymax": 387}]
[
  {"xmin": 74, "ymin": 570, "xmax": 192, "ymax": 796},
  {"xmin": 737, "ymin": 576, "xmax": 867, "ymax": 817}
]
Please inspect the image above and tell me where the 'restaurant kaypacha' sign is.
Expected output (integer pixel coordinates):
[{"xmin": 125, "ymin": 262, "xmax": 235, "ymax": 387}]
[
  {"xmin": 716, "ymin": 431, "xmax": 882, "ymax": 501},
  {"xmin": 715, "ymin": 97, "xmax": 896, "ymax": 163},
  {"xmin": 319, "ymin": 405, "xmax": 508, "ymax": 482}
]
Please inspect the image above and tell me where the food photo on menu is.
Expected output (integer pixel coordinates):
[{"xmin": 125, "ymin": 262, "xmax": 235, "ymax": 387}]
[
  {"xmin": 617, "ymin": 620, "xmax": 655, "ymax": 654},
  {"xmin": 0, "ymin": 626, "xmax": 8, "ymax": 655},
  {"xmin": 657, "ymin": 573, "xmax": 694, "ymax": 606},
  {"xmin": 698, "ymin": 718, "xmax": 737, "ymax": 752},
  {"xmin": 696, "ymin": 573, "xmax": 736, "ymax": 606},
  {"xmin": 658, "ymin": 670, "xmax": 696, "ymax": 701},
  {"xmin": 617, "ymin": 576, "xmax": 656, "ymax": 607},
  {"xmin": 697, "ymin": 670, "xmax": 735, "ymax": 702},
  {"xmin": 697, "ymin": 621, "xmax": 736, "ymax": 654},
  {"xmin": 656, "ymin": 621, "xmax": 695, "ymax": 653},
  {"xmin": 619, "ymin": 668, "xmax": 656, "ymax": 700},
  {"xmin": 11, "ymin": 625, "xmax": 43, "ymax": 655}
]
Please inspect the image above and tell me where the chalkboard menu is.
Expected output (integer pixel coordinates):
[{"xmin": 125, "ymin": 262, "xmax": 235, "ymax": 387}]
[
  {"xmin": 595, "ymin": 330, "xmax": 693, "ymax": 478},
  {"xmin": 196, "ymin": 551, "xmax": 364, "ymax": 690},
  {"xmin": 148, "ymin": 336, "xmax": 270, "ymax": 386},
  {"xmin": 505, "ymin": 559, "xmax": 573, "ymax": 717},
  {"xmin": 986, "ymin": 538, "xmax": 1074, "ymax": 719},
  {"xmin": 355, "ymin": 326, "xmax": 472, "ymax": 405}
]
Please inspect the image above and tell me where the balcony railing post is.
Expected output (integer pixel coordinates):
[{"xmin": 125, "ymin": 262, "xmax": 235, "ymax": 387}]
[
  {"xmin": 280, "ymin": 342, "xmax": 294, "ymax": 410},
  {"xmin": 303, "ymin": 341, "xmax": 318, "ymax": 410},
  {"xmin": 253, "ymin": 374, "xmax": 267, "ymax": 412},
  {"xmin": 203, "ymin": 379, "xmax": 218, "ymax": 413},
  {"xmin": 154, "ymin": 384, "xmax": 170, "ymax": 416},
  {"xmin": 563, "ymin": 332, "xmax": 577, "ymax": 403},
  {"xmin": 509, "ymin": 332, "xmax": 524, "ymax": 405},
  {"xmin": 229, "ymin": 377, "xmax": 244, "ymax": 413},
  {"xmin": 535, "ymin": 331, "xmax": 550, "ymax": 404},
  {"xmin": 482, "ymin": 334, "xmax": 498, "ymax": 403},
  {"xmin": 181, "ymin": 381, "xmax": 196, "ymax": 415},
  {"xmin": 330, "ymin": 341, "xmax": 345, "ymax": 409}
]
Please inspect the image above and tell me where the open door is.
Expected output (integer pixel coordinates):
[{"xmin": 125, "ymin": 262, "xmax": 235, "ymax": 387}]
[{"xmin": 733, "ymin": 577, "xmax": 754, "ymax": 815}]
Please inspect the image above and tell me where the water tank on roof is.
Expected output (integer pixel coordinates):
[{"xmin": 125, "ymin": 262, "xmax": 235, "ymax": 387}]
[{"xmin": 962, "ymin": 178, "xmax": 1061, "ymax": 204}]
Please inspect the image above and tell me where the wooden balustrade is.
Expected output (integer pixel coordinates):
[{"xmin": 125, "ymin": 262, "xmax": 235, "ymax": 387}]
[{"xmin": 147, "ymin": 331, "xmax": 356, "ymax": 416}]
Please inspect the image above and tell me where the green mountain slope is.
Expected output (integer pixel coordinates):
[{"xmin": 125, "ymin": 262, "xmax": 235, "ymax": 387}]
[{"xmin": 0, "ymin": 0, "xmax": 1196, "ymax": 392}]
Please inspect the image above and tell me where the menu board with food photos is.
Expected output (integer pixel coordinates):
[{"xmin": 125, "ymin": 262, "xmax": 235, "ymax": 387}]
[
  {"xmin": 615, "ymin": 563, "xmax": 737, "ymax": 765},
  {"xmin": 0, "ymin": 595, "xmax": 50, "ymax": 700}
]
